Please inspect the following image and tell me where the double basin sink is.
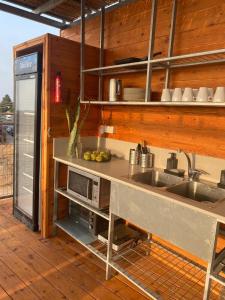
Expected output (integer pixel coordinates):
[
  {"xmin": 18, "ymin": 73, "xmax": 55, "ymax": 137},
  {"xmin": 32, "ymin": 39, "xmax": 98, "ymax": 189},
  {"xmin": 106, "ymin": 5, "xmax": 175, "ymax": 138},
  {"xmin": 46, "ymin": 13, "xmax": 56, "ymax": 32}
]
[{"xmin": 129, "ymin": 169, "xmax": 225, "ymax": 204}]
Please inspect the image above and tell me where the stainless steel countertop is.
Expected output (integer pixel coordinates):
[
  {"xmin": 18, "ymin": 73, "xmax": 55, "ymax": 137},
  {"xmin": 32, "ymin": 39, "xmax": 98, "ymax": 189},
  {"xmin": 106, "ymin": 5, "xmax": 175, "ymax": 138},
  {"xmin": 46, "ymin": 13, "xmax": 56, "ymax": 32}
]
[{"xmin": 54, "ymin": 155, "xmax": 225, "ymax": 224}]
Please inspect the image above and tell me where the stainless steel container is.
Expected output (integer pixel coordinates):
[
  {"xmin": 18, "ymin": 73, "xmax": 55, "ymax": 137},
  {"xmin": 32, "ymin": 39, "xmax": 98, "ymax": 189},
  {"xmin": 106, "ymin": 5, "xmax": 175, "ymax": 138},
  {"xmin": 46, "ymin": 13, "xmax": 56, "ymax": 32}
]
[
  {"xmin": 140, "ymin": 153, "xmax": 154, "ymax": 168},
  {"xmin": 129, "ymin": 149, "xmax": 139, "ymax": 165}
]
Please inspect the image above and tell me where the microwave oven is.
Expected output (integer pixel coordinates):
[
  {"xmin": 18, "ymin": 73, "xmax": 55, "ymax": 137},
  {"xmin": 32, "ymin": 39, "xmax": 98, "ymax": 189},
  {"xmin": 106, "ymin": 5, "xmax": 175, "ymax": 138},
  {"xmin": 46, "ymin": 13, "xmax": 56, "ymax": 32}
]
[{"xmin": 67, "ymin": 166, "xmax": 111, "ymax": 209}]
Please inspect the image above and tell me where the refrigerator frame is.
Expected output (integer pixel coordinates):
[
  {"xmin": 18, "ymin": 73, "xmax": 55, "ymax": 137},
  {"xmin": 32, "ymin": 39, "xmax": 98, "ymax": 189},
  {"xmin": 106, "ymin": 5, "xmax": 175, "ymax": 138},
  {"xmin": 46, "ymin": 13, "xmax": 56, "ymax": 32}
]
[{"xmin": 13, "ymin": 52, "xmax": 42, "ymax": 231}]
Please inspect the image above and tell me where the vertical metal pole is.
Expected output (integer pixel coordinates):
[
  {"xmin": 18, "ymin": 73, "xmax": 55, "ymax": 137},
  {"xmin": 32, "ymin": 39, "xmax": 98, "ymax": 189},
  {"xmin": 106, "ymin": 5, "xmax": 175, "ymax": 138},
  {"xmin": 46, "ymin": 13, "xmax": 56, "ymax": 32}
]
[
  {"xmin": 165, "ymin": 0, "xmax": 177, "ymax": 88},
  {"xmin": 106, "ymin": 213, "xmax": 115, "ymax": 280},
  {"xmin": 145, "ymin": 0, "xmax": 158, "ymax": 102},
  {"xmin": 80, "ymin": 0, "xmax": 85, "ymax": 102},
  {"xmin": 203, "ymin": 222, "xmax": 219, "ymax": 300},
  {"xmin": 98, "ymin": 7, "xmax": 105, "ymax": 102},
  {"xmin": 53, "ymin": 160, "xmax": 59, "ymax": 235}
]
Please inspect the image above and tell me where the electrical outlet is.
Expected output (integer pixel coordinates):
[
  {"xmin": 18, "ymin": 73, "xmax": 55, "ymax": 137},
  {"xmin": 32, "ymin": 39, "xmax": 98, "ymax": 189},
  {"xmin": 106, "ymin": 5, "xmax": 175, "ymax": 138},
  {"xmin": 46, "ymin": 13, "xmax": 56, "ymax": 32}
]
[
  {"xmin": 104, "ymin": 126, "xmax": 115, "ymax": 134},
  {"xmin": 98, "ymin": 125, "xmax": 115, "ymax": 134}
]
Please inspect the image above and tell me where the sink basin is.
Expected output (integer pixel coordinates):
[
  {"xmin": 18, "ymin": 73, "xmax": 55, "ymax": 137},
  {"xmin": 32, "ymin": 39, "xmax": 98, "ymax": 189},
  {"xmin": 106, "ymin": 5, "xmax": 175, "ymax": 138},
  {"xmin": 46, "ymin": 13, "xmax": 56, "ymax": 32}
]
[
  {"xmin": 130, "ymin": 170, "xmax": 184, "ymax": 188},
  {"xmin": 167, "ymin": 181, "xmax": 225, "ymax": 203}
]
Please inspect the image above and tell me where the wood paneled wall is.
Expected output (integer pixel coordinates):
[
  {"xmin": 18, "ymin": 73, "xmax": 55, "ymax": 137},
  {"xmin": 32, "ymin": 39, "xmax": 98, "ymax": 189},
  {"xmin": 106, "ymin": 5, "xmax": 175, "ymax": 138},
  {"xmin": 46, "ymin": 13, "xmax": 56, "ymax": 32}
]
[{"xmin": 61, "ymin": 0, "xmax": 225, "ymax": 159}]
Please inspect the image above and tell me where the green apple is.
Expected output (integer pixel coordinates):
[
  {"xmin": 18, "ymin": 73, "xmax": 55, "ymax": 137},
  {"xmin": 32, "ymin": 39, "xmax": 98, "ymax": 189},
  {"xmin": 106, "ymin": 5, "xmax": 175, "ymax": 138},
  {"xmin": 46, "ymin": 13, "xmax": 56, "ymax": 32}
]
[
  {"xmin": 91, "ymin": 153, "xmax": 97, "ymax": 161},
  {"xmin": 83, "ymin": 153, "xmax": 91, "ymax": 161},
  {"xmin": 102, "ymin": 153, "xmax": 110, "ymax": 161},
  {"xmin": 96, "ymin": 155, "xmax": 103, "ymax": 162},
  {"xmin": 84, "ymin": 151, "xmax": 91, "ymax": 156}
]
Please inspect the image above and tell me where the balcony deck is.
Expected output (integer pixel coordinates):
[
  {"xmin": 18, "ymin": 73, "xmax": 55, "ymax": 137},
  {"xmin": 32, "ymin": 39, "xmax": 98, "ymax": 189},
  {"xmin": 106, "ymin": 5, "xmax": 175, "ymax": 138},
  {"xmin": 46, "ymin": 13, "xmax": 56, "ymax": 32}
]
[
  {"xmin": 0, "ymin": 198, "xmax": 149, "ymax": 300},
  {"xmin": 0, "ymin": 198, "xmax": 224, "ymax": 300}
]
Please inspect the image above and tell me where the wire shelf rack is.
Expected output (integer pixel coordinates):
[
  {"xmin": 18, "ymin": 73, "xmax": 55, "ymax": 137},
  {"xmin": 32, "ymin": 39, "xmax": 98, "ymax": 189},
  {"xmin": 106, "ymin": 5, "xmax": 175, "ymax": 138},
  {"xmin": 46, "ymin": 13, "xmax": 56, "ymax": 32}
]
[
  {"xmin": 82, "ymin": 49, "xmax": 225, "ymax": 77},
  {"xmin": 109, "ymin": 238, "xmax": 225, "ymax": 300}
]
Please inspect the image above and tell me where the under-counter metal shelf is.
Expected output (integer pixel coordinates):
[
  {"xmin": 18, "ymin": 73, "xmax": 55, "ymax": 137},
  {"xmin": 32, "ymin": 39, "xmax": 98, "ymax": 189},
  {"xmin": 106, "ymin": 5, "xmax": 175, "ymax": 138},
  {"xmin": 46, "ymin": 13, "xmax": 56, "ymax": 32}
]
[
  {"xmin": 55, "ymin": 216, "xmax": 108, "ymax": 263},
  {"xmin": 109, "ymin": 238, "xmax": 225, "ymax": 300},
  {"xmin": 55, "ymin": 187, "xmax": 109, "ymax": 221}
]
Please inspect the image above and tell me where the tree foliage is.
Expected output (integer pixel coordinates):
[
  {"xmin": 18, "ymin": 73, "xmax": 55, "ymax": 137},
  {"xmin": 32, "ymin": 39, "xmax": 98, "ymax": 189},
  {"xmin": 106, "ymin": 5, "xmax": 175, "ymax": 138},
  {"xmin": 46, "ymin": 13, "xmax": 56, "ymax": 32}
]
[{"xmin": 0, "ymin": 94, "xmax": 14, "ymax": 113}]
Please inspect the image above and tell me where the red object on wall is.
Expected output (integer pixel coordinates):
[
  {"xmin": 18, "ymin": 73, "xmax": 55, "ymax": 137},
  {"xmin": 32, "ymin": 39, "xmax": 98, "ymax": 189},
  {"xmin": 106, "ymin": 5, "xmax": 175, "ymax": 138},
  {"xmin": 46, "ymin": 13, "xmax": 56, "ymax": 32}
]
[{"xmin": 55, "ymin": 71, "xmax": 62, "ymax": 104}]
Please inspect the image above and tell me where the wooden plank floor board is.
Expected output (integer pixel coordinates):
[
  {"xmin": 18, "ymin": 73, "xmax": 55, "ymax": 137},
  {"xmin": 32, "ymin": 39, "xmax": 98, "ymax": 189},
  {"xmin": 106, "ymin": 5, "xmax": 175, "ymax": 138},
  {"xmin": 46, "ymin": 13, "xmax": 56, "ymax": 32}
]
[
  {"xmin": 0, "ymin": 285, "xmax": 11, "ymax": 300},
  {"xmin": 0, "ymin": 243, "xmax": 71, "ymax": 300},
  {"xmin": 47, "ymin": 235, "xmax": 149, "ymax": 299},
  {"xmin": 51, "ymin": 233, "xmax": 149, "ymax": 296},
  {"xmin": 1, "ymin": 235, "xmax": 95, "ymax": 300},
  {"xmin": 2, "ymin": 199, "xmax": 224, "ymax": 299},
  {"xmin": 0, "ymin": 199, "xmax": 148, "ymax": 300},
  {"xmin": 0, "ymin": 260, "xmax": 40, "ymax": 300}
]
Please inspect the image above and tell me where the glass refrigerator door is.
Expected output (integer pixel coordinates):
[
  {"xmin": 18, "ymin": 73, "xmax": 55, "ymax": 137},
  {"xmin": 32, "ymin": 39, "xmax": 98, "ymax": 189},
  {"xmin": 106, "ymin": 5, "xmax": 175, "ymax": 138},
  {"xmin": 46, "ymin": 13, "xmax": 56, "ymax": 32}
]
[{"xmin": 15, "ymin": 75, "xmax": 37, "ymax": 217}]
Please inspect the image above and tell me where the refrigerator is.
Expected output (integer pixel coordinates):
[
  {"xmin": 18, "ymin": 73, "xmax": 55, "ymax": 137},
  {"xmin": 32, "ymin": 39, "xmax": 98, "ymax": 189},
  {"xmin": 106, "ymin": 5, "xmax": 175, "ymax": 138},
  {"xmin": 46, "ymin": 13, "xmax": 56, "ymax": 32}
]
[{"xmin": 13, "ymin": 52, "xmax": 42, "ymax": 231}]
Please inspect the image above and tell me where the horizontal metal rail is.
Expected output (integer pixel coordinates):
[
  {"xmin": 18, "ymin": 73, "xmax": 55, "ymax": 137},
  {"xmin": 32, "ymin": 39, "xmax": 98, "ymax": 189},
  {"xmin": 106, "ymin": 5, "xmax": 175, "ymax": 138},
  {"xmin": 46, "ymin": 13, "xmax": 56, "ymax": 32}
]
[{"xmin": 82, "ymin": 48, "xmax": 225, "ymax": 73}]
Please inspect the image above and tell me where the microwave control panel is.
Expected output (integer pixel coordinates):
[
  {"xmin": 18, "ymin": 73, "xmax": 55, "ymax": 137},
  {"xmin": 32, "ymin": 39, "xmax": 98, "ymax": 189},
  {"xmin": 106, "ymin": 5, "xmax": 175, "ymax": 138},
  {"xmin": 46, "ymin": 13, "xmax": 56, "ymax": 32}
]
[{"xmin": 92, "ymin": 181, "xmax": 99, "ymax": 204}]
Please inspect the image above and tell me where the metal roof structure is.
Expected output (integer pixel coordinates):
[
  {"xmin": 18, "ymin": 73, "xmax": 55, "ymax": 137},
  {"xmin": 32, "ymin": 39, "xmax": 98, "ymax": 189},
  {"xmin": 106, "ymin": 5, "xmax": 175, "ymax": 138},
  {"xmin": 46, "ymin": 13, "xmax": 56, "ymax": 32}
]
[{"xmin": 0, "ymin": 0, "xmax": 133, "ymax": 29}]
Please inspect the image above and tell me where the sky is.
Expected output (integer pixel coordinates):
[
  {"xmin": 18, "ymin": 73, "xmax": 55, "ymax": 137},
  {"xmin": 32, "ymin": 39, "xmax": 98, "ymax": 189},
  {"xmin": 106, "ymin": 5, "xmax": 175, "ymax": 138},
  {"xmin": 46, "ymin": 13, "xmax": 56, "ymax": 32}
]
[{"xmin": 0, "ymin": 11, "xmax": 59, "ymax": 100}]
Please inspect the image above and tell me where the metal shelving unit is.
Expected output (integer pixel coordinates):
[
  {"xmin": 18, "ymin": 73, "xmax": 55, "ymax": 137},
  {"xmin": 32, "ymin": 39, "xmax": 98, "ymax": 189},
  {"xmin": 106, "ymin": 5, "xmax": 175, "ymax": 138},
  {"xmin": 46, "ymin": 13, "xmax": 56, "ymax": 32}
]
[
  {"xmin": 53, "ymin": 157, "xmax": 225, "ymax": 299},
  {"xmin": 53, "ymin": 160, "xmax": 109, "ymax": 263},
  {"xmin": 55, "ymin": 217, "xmax": 108, "ymax": 263},
  {"xmin": 106, "ymin": 213, "xmax": 225, "ymax": 300},
  {"xmin": 80, "ymin": 101, "xmax": 225, "ymax": 107},
  {"xmin": 80, "ymin": 0, "xmax": 225, "ymax": 106},
  {"xmin": 109, "ymin": 238, "xmax": 207, "ymax": 300}
]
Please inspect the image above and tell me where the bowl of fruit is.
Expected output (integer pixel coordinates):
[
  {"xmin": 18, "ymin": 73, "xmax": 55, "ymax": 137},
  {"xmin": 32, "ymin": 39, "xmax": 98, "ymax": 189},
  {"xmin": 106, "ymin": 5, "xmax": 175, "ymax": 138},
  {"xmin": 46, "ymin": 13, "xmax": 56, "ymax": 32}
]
[{"xmin": 83, "ymin": 150, "xmax": 111, "ymax": 162}]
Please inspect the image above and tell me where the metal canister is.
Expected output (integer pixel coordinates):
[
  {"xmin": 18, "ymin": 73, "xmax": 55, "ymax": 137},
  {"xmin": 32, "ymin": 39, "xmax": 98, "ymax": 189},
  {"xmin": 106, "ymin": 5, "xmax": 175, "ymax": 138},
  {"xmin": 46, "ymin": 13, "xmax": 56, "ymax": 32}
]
[
  {"xmin": 129, "ymin": 149, "xmax": 139, "ymax": 165},
  {"xmin": 140, "ymin": 153, "xmax": 154, "ymax": 168}
]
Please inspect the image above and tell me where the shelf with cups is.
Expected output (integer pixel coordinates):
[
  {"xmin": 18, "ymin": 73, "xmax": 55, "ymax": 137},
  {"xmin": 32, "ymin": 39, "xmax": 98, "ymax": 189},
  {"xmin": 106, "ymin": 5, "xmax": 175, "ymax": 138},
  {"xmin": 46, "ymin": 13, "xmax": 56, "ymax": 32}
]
[
  {"xmin": 80, "ymin": 101, "xmax": 225, "ymax": 107},
  {"xmin": 161, "ymin": 87, "xmax": 225, "ymax": 104},
  {"xmin": 81, "ymin": 48, "xmax": 225, "ymax": 106}
]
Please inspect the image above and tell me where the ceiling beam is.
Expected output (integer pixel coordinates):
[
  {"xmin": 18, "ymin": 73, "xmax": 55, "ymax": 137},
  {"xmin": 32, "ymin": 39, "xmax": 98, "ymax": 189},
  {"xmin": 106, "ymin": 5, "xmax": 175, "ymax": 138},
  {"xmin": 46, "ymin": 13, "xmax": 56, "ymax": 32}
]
[
  {"xmin": 0, "ymin": 2, "xmax": 67, "ymax": 29},
  {"xmin": 32, "ymin": 0, "xmax": 66, "ymax": 14},
  {"xmin": 69, "ymin": 0, "xmax": 136, "ymax": 27},
  {"xmin": 3, "ymin": 0, "xmax": 71, "ymax": 21}
]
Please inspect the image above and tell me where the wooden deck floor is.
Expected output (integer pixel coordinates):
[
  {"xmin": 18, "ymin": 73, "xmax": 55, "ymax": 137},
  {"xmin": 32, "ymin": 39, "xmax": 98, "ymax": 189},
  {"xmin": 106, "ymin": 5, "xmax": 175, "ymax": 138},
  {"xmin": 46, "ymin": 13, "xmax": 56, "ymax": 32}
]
[
  {"xmin": 0, "ymin": 198, "xmax": 149, "ymax": 300},
  {"xmin": 1, "ymin": 198, "xmax": 225, "ymax": 300}
]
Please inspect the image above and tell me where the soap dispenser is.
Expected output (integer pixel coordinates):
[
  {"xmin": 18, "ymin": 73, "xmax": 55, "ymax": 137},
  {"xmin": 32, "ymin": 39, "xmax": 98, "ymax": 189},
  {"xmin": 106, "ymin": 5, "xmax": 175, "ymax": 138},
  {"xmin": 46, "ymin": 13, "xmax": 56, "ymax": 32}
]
[{"xmin": 166, "ymin": 153, "xmax": 178, "ymax": 170}]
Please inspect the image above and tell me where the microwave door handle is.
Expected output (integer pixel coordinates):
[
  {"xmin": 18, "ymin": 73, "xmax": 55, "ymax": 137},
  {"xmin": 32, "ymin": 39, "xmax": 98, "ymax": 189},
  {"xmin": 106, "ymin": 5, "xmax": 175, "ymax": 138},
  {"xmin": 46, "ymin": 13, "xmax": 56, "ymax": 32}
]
[{"xmin": 86, "ymin": 180, "xmax": 90, "ymax": 201}]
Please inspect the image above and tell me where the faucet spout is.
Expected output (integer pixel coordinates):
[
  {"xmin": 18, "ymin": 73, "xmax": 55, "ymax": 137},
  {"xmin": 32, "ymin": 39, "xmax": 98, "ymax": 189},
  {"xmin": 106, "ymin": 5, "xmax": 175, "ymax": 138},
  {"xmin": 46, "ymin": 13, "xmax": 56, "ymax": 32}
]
[{"xmin": 178, "ymin": 149, "xmax": 195, "ymax": 180}]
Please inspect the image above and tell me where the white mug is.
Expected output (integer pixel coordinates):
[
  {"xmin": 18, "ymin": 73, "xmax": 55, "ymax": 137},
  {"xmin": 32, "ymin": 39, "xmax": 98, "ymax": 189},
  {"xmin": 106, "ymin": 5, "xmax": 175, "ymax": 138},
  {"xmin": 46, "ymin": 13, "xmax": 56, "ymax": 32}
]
[
  {"xmin": 208, "ymin": 88, "xmax": 214, "ymax": 101},
  {"xmin": 182, "ymin": 88, "xmax": 193, "ymax": 102},
  {"xmin": 172, "ymin": 88, "xmax": 182, "ymax": 102},
  {"xmin": 196, "ymin": 87, "xmax": 209, "ymax": 102},
  {"xmin": 213, "ymin": 87, "xmax": 225, "ymax": 103},
  {"xmin": 161, "ymin": 89, "xmax": 171, "ymax": 102}
]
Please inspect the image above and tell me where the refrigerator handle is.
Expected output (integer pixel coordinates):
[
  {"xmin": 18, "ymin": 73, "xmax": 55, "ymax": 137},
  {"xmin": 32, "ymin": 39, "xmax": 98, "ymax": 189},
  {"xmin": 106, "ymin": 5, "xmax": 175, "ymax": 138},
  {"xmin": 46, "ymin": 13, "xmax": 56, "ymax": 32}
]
[{"xmin": 47, "ymin": 127, "xmax": 52, "ymax": 138}]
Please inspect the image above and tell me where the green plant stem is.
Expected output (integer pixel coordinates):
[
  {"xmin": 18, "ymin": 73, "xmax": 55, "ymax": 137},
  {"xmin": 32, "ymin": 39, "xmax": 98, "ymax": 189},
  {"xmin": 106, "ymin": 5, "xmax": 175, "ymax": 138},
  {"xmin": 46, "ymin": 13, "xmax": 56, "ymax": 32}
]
[{"xmin": 67, "ymin": 98, "xmax": 81, "ymax": 157}]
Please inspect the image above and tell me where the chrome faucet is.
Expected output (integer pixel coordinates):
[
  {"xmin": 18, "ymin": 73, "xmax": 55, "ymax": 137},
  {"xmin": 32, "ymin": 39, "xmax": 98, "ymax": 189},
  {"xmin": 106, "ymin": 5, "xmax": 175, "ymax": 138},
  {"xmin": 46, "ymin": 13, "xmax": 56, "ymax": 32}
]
[{"xmin": 178, "ymin": 150, "xmax": 208, "ymax": 181}]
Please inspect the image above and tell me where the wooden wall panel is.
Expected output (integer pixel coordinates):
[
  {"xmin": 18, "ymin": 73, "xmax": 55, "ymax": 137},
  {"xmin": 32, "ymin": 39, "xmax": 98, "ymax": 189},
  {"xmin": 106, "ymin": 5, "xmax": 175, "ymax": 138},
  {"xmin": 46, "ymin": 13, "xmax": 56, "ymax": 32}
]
[
  {"xmin": 44, "ymin": 35, "xmax": 100, "ymax": 237},
  {"xmin": 61, "ymin": 0, "xmax": 225, "ymax": 159}
]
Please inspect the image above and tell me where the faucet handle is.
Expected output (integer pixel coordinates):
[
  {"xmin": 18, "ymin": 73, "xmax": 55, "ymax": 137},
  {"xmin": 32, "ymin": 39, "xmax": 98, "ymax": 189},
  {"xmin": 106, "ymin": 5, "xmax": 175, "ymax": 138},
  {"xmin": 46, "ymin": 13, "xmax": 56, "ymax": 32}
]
[
  {"xmin": 194, "ymin": 169, "xmax": 209, "ymax": 175},
  {"xmin": 191, "ymin": 169, "xmax": 209, "ymax": 181}
]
